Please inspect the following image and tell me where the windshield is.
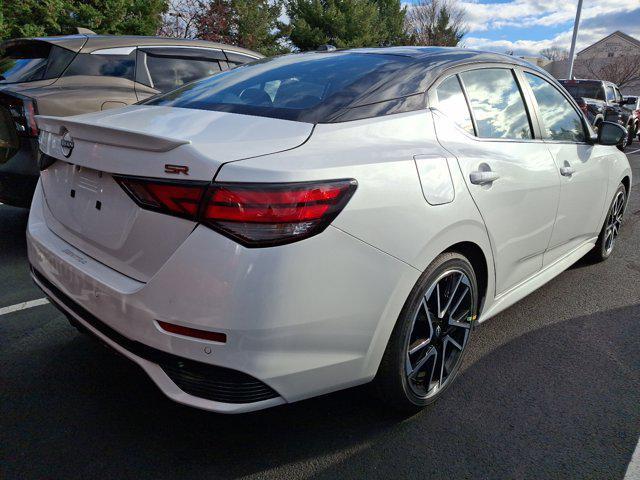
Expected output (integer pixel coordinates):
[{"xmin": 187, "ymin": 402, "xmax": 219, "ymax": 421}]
[
  {"xmin": 144, "ymin": 52, "xmax": 412, "ymax": 123},
  {"xmin": 561, "ymin": 82, "xmax": 605, "ymax": 101},
  {"xmin": 0, "ymin": 42, "xmax": 75, "ymax": 84}
]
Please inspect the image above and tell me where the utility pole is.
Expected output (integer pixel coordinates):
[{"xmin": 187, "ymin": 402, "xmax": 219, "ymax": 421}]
[{"xmin": 567, "ymin": 0, "xmax": 584, "ymax": 78}]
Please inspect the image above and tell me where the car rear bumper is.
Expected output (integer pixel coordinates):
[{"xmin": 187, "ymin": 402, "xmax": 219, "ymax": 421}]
[{"xmin": 27, "ymin": 180, "xmax": 419, "ymax": 412}]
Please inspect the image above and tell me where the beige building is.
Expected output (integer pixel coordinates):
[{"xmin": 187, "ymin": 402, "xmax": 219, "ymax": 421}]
[{"xmin": 541, "ymin": 31, "xmax": 640, "ymax": 94}]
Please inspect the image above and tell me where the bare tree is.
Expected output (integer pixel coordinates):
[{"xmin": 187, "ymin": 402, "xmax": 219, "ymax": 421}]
[
  {"xmin": 540, "ymin": 46, "xmax": 569, "ymax": 61},
  {"xmin": 157, "ymin": 0, "xmax": 203, "ymax": 38},
  {"xmin": 405, "ymin": 0, "xmax": 467, "ymax": 47},
  {"xmin": 576, "ymin": 55, "xmax": 640, "ymax": 88}
]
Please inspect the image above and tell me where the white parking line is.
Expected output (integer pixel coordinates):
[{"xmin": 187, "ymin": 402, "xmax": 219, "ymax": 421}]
[
  {"xmin": 625, "ymin": 437, "xmax": 640, "ymax": 479},
  {"xmin": 627, "ymin": 148, "xmax": 640, "ymax": 155},
  {"xmin": 0, "ymin": 298, "xmax": 49, "ymax": 317}
]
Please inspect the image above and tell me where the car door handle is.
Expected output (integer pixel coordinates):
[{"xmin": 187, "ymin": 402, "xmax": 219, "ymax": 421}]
[
  {"xmin": 560, "ymin": 166, "xmax": 575, "ymax": 177},
  {"xmin": 469, "ymin": 171, "xmax": 500, "ymax": 185}
]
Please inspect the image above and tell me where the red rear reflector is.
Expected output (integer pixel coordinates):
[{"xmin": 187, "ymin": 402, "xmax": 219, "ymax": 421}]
[
  {"xmin": 157, "ymin": 320, "xmax": 227, "ymax": 343},
  {"xmin": 202, "ymin": 180, "xmax": 357, "ymax": 247}
]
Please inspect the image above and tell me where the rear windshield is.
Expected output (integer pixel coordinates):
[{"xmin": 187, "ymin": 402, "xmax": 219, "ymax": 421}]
[
  {"xmin": 143, "ymin": 52, "xmax": 412, "ymax": 123},
  {"xmin": 560, "ymin": 81, "xmax": 605, "ymax": 101},
  {"xmin": 0, "ymin": 42, "xmax": 75, "ymax": 84},
  {"xmin": 623, "ymin": 97, "xmax": 638, "ymax": 111}
]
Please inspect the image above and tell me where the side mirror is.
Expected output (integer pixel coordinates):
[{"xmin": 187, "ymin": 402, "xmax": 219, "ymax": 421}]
[{"xmin": 598, "ymin": 121, "xmax": 627, "ymax": 146}]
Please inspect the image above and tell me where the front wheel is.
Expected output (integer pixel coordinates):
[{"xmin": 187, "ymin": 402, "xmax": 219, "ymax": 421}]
[
  {"xmin": 375, "ymin": 252, "xmax": 478, "ymax": 413},
  {"xmin": 588, "ymin": 183, "xmax": 626, "ymax": 262}
]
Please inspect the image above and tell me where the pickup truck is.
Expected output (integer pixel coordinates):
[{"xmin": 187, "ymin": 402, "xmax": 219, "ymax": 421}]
[{"xmin": 558, "ymin": 79, "xmax": 635, "ymax": 149}]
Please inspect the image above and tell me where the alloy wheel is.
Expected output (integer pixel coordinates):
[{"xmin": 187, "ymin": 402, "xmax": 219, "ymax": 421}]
[
  {"xmin": 604, "ymin": 190, "xmax": 625, "ymax": 255},
  {"xmin": 404, "ymin": 269, "xmax": 473, "ymax": 399}
]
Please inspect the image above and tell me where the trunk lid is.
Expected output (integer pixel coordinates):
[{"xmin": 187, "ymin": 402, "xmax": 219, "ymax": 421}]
[{"xmin": 35, "ymin": 106, "xmax": 313, "ymax": 281}]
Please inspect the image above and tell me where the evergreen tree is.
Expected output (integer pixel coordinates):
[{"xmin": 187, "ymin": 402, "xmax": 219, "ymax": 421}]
[
  {"xmin": 374, "ymin": 0, "xmax": 407, "ymax": 46},
  {"xmin": 287, "ymin": 0, "xmax": 384, "ymax": 51},
  {"xmin": 1, "ymin": 0, "xmax": 166, "ymax": 40},
  {"xmin": 196, "ymin": 0, "xmax": 288, "ymax": 56}
]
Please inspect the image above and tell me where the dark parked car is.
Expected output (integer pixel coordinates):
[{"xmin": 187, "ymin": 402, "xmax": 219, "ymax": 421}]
[
  {"xmin": 623, "ymin": 95, "xmax": 640, "ymax": 142},
  {"xmin": 0, "ymin": 34, "xmax": 261, "ymax": 207},
  {"xmin": 558, "ymin": 79, "xmax": 635, "ymax": 149}
]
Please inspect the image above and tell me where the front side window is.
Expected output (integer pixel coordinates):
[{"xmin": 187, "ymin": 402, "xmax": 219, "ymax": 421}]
[
  {"xmin": 146, "ymin": 55, "xmax": 221, "ymax": 93},
  {"xmin": 434, "ymin": 75, "xmax": 474, "ymax": 134},
  {"xmin": 525, "ymin": 73, "xmax": 585, "ymax": 143},
  {"xmin": 459, "ymin": 68, "xmax": 532, "ymax": 140},
  {"xmin": 63, "ymin": 52, "xmax": 135, "ymax": 80}
]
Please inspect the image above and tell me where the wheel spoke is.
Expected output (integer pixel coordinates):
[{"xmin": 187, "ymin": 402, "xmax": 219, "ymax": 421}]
[
  {"xmin": 440, "ymin": 273, "xmax": 463, "ymax": 318},
  {"xmin": 409, "ymin": 338, "xmax": 430, "ymax": 355},
  {"xmin": 409, "ymin": 346, "xmax": 436, "ymax": 379}
]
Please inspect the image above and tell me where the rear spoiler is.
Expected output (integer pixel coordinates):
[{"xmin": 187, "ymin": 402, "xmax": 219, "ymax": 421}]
[{"xmin": 35, "ymin": 115, "xmax": 190, "ymax": 153}]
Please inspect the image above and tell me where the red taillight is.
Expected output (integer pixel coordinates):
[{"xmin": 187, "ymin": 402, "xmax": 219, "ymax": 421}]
[
  {"xmin": 114, "ymin": 177, "xmax": 208, "ymax": 220},
  {"xmin": 115, "ymin": 176, "xmax": 357, "ymax": 247},
  {"xmin": 3, "ymin": 93, "xmax": 39, "ymax": 137},
  {"xmin": 157, "ymin": 320, "xmax": 227, "ymax": 343}
]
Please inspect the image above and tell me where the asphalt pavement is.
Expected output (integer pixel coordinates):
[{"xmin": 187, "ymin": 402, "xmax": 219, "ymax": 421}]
[{"xmin": 1, "ymin": 150, "xmax": 640, "ymax": 480}]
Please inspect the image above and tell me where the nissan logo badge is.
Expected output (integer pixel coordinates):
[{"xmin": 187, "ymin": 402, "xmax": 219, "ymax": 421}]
[{"xmin": 60, "ymin": 129, "xmax": 74, "ymax": 158}]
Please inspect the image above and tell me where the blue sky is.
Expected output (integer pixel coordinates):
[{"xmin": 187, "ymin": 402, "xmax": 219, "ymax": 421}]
[{"xmin": 416, "ymin": 0, "xmax": 640, "ymax": 56}]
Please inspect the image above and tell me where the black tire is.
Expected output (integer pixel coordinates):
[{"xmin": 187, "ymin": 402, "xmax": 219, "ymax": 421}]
[
  {"xmin": 374, "ymin": 252, "xmax": 478, "ymax": 413},
  {"xmin": 588, "ymin": 183, "xmax": 626, "ymax": 262},
  {"xmin": 627, "ymin": 124, "xmax": 634, "ymax": 146}
]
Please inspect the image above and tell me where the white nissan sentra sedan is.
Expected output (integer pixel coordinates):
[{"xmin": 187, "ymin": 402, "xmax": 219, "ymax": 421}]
[{"xmin": 28, "ymin": 47, "xmax": 631, "ymax": 413}]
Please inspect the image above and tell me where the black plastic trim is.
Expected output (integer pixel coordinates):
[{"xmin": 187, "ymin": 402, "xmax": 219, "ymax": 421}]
[{"xmin": 31, "ymin": 266, "xmax": 279, "ymax": 404}]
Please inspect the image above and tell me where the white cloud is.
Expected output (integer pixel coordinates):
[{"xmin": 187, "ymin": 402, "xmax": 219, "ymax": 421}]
[
  {"xmin": 461, "ymin": 2, "xmax": 640, "ymax": 56},
  {"xmin": 461, "ymin": 0, "xmax": 636, "ymax": 33}
]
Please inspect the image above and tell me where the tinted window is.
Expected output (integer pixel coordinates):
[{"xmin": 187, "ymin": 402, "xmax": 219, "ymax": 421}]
[
  {"xmin": 64, "ymin": 52, "xmax": 135, "ymax": 80},
  {"xmin": 146, "ymin": 55, "xmax": 221, "ymax": 93},
  {"xmin": 0, "ymin": 42, "xmax": 74, "ymax": 84},
  {"xmin": 144, "ymin": 52, "xmax": 412, "ymax": 122},
  {"xmin": 460, "ymin": 68, "xmax": 532, "ymax": 139},
  {"xmin": 434, "ymin": 75, "xmax": 474, "ymax": 134},
  {"xmin": 526, "ymin": 73, "xmax": 585, "ymax": 143},
  {"xmin": 560, "ymin": 82, "xmax": 604, "ymax": 100},
  {"xmin": 605, "ymin": 86, "xmax": 615, "ymax": 102}
]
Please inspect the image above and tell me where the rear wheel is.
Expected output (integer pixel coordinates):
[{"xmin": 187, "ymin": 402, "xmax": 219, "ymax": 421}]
[
  {"xmin": 375, "ymin": 252, "xmax": 478, "ymax": 413},
  {"xmin": 588, "ymin": 183, "xmax": 626, "ymax": 262},
  {"xmin": 627, "ymin": 123, "xmax": 635, "ymax": 146}
]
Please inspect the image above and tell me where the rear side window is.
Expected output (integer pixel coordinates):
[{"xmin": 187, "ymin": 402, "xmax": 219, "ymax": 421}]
[
  {"xmin": 525, "ymin": 73, "xmax": 585, "ymax": 143},
  {"xmin": 63, "ymin": 52, "xmax": 135, "ymax": 80},
  {"xmin": 0, "ymin": 42, "xmax": 74, "ymax": 84},
  {"xmin": 146, "ymin": 54, "xmax": 222, "ymax": 93},
  {"xmin": 434, "ymin": 75, "xmax": 474, "ymax": 134},
  {"xmin": 460, "ymin": 69, "xmax": 532, "ymax": 140}
]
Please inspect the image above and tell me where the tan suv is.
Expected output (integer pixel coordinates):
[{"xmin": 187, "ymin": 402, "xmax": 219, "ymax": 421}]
[{"xmin": 0, "ymin": 34, "xmax": 261, "ymax": 207}]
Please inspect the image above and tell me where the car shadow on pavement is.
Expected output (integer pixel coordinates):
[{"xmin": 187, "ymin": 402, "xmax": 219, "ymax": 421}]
[
  {"xmin": 1, "ymin": 303, "xmax": 638, "ymax": 480},
  {"xmin": 0, "ymin": 205, "xmax": 29, "ymax": 260}
]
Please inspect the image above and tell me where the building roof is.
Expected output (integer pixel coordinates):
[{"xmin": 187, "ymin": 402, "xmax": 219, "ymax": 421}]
[{"xmin": 577, "ymin": 31, "xmax": 640, "ymax": 56}]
